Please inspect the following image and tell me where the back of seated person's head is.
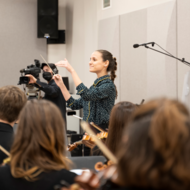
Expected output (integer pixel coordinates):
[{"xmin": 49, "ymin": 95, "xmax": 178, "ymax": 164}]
[
  {"xmin": 0, "ymin": 86, "xmax": 27, "ymax": 124},
  {"xmin": 116, "ymin": 98, "xmax": 190, "ymax": 190},
  {"xmin": 106, "ymin": 101, "xmax": 137, "ymax": 154},
  {"xmin": 9, "ymin": 99, "xmax": 69, "ymax": 181}
]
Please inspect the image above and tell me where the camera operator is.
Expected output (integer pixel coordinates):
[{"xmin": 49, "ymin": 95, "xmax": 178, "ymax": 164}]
[{"xmin": 26, "ymin": 63, "xmax": 66, "ymax": 126}]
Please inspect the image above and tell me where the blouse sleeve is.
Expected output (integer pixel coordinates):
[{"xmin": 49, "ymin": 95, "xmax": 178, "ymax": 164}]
[
  {"xmin": 76, "ymin": 82, "xmax": 115, "ymax": 101},
  {"xmin": 67, "ymin": 96, "xmax": 84, "ymax": 110}
]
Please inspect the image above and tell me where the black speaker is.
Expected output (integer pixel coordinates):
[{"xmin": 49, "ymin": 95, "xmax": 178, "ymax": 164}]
[
  {"xmin": 37, "ymin": 0, "xmax": 58, "ymax": 39},
  {"xmin": 47, "ymin": 30, "xmax": 65, "ymax": 44}
]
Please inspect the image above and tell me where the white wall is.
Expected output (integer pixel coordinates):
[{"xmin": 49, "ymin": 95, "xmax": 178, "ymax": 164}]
[
  {"xmin": 146, "ymin": 1, "xmax": 177, "ymax": 99},
  {"xmin": 98, "ymin": 0, "xmax": 177, "ymax": 103},
  {"xmin": 0, "ymin": 0, "xmax": 46, "ymax": 88},
  {"xmin": 49, "ymin": 0, "xmax": 190, "ymax": 104},
  {"xmin": 98, "ymin": 16, "xmax": 120, "ymax": 102},
  {"xmin": 177, "ymin": 0, "xmax": 190, "ymax": 100},
  {"xmin": 63, "ymin": 0, "xmax": 98, "ymax": 93},
  {"xmin": 97, "ymin": 0, "xmax": 174, "ymax": 20}
]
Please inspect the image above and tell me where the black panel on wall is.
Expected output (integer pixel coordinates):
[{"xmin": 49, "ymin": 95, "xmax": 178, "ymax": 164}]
[
  {"xmin": 37, "ymin": 0, "xmax": 58, "ymax": 39},
  {"xmin": 47, "ymin": 30, "xmax": 65, "ymax": 44}
]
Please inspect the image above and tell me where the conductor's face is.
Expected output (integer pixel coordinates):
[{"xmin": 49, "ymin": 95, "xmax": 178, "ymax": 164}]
[{"xmin": 89, "ymin": 51, "xmax": 109, "ymax": 74}]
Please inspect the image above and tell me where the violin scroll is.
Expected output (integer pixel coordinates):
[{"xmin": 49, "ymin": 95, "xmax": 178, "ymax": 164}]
[
  {"xmin": 67, "ymin": 141, "xmax": 83, "ymax": 152},
  {"xmin": 94, "ymin": 160, "xmax": 114, "ymax": 171},
  {"xmin": 67, "ymin": 143, "xmax": 78, "ymax": 152}
]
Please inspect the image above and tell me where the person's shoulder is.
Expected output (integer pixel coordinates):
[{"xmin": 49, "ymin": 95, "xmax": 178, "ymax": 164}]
[
  {"xmin": 49, "ymin": 168, "xmax": 77, "ymax": 183},
  {"xmin": 101, "ymin": 79, "xmax": 115, "ymax": 90},
  {"xmin": 0, "ymin": 122, "xmax": 13, "ymax": 133},
  {"xmin": 56, "ymin": 168, "xmax": 77, "ymax": 176},
  {"xmin": 49, "ymin": 79, "xmax": 57, "ymax": 85},
  {"xmin": 0, "ymin": 164, "xmax": 10, "ymax": 170},
  {"xmin": 96, "ymin": 78, "xmax": 114, "ymax": 87},
  {"xmin": 49, "ymin": 79, "xmax": 60, "ymax": 89},
  {"xmin": 0, "ymin": 164, "xmax": 11, "ymax": 179},
  {"xmin": 60, "ymin": 168, "xmax": 77, "ymax": 179}
]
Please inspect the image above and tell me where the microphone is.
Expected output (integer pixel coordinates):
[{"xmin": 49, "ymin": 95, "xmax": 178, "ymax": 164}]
[{"xmin": 133, "ymin": 42, "xmax": 155, "ymax": 48}]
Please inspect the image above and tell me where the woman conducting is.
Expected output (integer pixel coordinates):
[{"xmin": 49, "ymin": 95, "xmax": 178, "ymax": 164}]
[{"xmin": 54, "ymin": 50, "xmax": 117, "ymax": 130}]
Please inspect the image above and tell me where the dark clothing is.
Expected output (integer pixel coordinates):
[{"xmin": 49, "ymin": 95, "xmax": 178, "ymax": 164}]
[
  {"xmin": 92, "ymin": 145, "xmax": 103, "ymax": 156},
  {"xmin": 84, "ymin": 123, "xmax": 108, "ymax": 156},
  {"xmin": 36, "ymin": 79, "xmax": 66, "ymax": 123},
  {"xmin": 0, "ymin": 122, "xmax": 13, "ymax": 164},
  {"xmin": 0, "ymin": 165, "xmax": 77, "ymax": 190},
  {"xmin": 67, "ymin": 75, "xmax": 116, "ymax": 126},
  {"xmin": 101, "ymin": 180, "xmax": 158, "ymax": 190},
  {"xmin": 96, "ymin": 123, "xmax": 108, "ymax": 132}
]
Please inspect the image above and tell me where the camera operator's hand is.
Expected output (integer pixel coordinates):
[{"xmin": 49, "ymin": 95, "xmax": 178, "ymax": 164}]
[
  {"xmin": 55, "ymin": 59, "xmax": 74, "ymax": 74},
  {"xmin": 53, "ymin": 74, "xmax": 64, "ymax": 88},
  {"xmin": 25, "ymin": 75, "xmax": 37, "ymax": 84}
]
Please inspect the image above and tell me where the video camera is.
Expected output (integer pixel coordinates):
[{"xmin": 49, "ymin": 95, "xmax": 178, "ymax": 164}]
[
  {"xmin": 18, "ymin": 60, "xmax": 41, "ymax": 100},
  {"xmin": 18, "ymin": 60, "xmax": 41, "ymax": 85}
]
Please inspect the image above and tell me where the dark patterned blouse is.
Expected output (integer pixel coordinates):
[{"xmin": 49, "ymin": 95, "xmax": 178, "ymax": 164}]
[{"xmin": 67, "ymin": 75, "xmax": 116, "ymax": 125}]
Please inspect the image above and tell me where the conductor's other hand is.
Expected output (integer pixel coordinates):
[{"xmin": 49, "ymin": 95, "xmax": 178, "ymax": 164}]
[
  {"xmin": 55, "ymin": 59, "xmax": 74, "ymax": 73},
  {"xmin": 53, "ymin": 74, "xmax": 64, "ymax": 88},
  {"xmin": 25, "ymin": 75, "xmax": 37, "ymax": 84}
]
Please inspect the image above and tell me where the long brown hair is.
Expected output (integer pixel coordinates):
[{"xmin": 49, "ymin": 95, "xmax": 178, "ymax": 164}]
[
  {"xmin": 117, "ymin": 98, "xmax": 190, "ymax": 190},
  {"xmin": 96, "ymin": 50, "xmax": 118, "ymax": 98},
  {"xmin": 106, "ymin": 101, "xmax": 137, "ymax": 155},
  {"xmin": 10, "ymin": 99, "xmax": 69, "ymax": 181}
]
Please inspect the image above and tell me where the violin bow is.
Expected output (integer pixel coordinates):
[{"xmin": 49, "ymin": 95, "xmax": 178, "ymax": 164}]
[
  {"xmin": 40, "ymin": 54, "xmax": 55, "ymax": 75},
  {"xmin": 136, "ymin": 99, "xmax": 145, "ymax": 107},
  {"xmin": 72, "ymin": 115, "xmax": 83, "ymax": 120},
  {"xmin": 140, "ymin": 99, "xmax": 145, "ymax": 105},
  {"xmin": 0, "ymin": 145, "xmax": 10, "ymax": 156},
  {"xmin": 90, "ymin": 122, "xmax": 105, "ymax": 132},
  {"xmin": 72, "ymin": 115, "xmax": 105, "ymax": 132},
  {"xmin": 81, "ymin": 121, "xmax": 118, "ymax": 164}
]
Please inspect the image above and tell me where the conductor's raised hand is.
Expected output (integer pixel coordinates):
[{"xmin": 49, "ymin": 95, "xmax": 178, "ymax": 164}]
[
  {"xmin": 53, "ymin": 74, "xmax": 64, "ymax": 88},
  {"xmin": 25, "ymin": 75, "xmax": 37, "ymax": 84},
  {"xmin": 55, "ymin": 59, "xmax": 74, "ymax": 73}
]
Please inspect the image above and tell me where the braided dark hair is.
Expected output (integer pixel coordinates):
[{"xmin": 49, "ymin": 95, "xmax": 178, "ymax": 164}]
[{"xmin": 96, "ymin": 50, "xmax": 118, "ymax": 98}]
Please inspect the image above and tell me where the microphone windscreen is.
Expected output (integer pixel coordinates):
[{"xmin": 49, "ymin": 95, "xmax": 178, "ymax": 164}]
[{"xmin": 133, "ymin": 44, "xmax": 139, "ymax": 48}]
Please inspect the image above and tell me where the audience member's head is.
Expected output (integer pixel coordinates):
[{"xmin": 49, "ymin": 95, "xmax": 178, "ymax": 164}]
[
  {"xmin": 117, "ymin": 98, "xmax": 190, "ymax": 190},
  {"xmin": 0, "ymin": 85, "xmax": 27, "ymax": 125},
  {"xmin": 10, "ymin": 99, "xmax": 69, "ymax": 181},
  {"xmin": 106, "ymin": 101, "xmax": 137, "ymax": 154}
]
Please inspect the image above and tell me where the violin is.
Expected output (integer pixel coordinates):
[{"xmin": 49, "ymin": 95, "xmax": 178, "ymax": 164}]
[
  {"xmin": 55, "ymin": 165, "xmax": 119, "ymax": 190},
  {"xmin": 67, "ymin": 132, "xmax": 108, "ymax": 151},
  {"xmin": 94, "ymin": 160, "xmax": 114, "ymax": 171},
  {"xmin": 67, "ymin": 141, "xmax": 83, "ymax": 152},
  {"xmin": 67, "ymin": 122, "xmax": 108, "ymax": 152},
  {"xmin": 55, "ymin": 122, "xmax": 119, "ymax": 190}
]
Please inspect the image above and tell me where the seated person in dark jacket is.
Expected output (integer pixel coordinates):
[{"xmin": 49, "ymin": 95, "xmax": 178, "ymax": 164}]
[
  {"xmin": 0, "ymin": 86, "xmax": 27, "ymax": 164},
  {"xmin": 0, "ymin": 99, "xmax": 76, "ymax": 190},
  {"xmin": 26, "ymin": 63, "xmax": 66, "ymax": 125}
]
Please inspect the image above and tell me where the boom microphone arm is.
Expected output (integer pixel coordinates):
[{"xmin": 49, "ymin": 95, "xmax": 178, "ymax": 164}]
[
  {"xmin": 144, "ymin": 45, "xmax": 190, "ymax": 67},
  {"xmin": 133, "ymin": 42, "xmax": 190, "ymax": 67}
]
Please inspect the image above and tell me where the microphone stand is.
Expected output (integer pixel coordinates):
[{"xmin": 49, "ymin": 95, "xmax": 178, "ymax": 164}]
[{"xmin": 144, "ymin": 45, "xmax": 190, "ymax": 67}]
